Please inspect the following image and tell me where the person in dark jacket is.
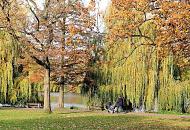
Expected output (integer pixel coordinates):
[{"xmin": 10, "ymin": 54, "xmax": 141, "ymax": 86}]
[{"xmin": 114, "ymin": 95, "xmax": 124, "ymax": 113}]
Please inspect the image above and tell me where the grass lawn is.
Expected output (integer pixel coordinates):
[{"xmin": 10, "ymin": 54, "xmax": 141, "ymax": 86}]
[{"xmin": 0, "ymin": 108, "xmax": 190, "ymax": 130}]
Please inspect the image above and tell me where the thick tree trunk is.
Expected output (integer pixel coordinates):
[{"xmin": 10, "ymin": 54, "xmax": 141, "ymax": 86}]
[
  {"xmin": 44, "ymin": 68, "xmax": 51, "ymax": 113},
  {"xmin": 58, "ymin": 84, "xmax": 64, "ymax": 108},
  {"xmin": 58, "ymin": 0, "xmax": 66, "ymax": 109}
]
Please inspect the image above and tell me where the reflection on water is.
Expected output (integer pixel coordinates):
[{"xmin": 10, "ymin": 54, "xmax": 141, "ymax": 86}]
[{"xmin": 50, "ymin": 92, "xmax": 88, "ymax": 110}]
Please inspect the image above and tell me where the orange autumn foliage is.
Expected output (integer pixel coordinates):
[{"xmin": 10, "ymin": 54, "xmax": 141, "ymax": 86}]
[{"xmin": 105, "ymin": 0, "xmax": 190, "ymax": 64}]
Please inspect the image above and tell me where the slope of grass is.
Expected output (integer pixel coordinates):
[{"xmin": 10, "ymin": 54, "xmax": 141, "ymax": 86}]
[{"xmin": 0, "ymin": 108, "xmax": 190, "ymax": 130}]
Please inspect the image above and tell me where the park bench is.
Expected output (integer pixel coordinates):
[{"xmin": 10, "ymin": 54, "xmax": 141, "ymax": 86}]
[
  {"xmin": 0, "ymin": 104, "xmax": 12, "ymax": 107},
  {"xmin": 27, "ymin": 103, "xmax": 42, "ymax": 108}
]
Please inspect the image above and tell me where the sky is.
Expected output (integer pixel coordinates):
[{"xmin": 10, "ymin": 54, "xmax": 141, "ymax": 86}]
[
  {"xmin": 83, "ymin": 0, "xmax": 111, "ymax": 32},
  {"xmin": 83, "ymin": 0, "xmax": 110, "ymax": 12},
  {"xmin": 35, "ymin": 0, "xmax": 111, "ymax": 32},
  {"xmin": 36, "ymin": 0, "xmax": 110, "ymax": 11}
]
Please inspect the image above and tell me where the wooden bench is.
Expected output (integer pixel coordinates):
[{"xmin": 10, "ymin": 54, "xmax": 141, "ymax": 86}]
[
  {"xmin": 27, "ymin": 103, "xmax": 42, "ymax": 108},
  {"xmin": 0, "ymin": 104, "xmax": 12, "ymax": 107}
]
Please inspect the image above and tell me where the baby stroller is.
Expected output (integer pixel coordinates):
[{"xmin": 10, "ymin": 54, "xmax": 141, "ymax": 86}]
[{"xmin": 105, "ymin": 102, "xmax": 117, "ymax": 113}]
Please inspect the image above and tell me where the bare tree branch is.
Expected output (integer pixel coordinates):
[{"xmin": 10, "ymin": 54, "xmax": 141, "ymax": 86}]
[{"xmin": 26, "ymin": 0, "xmax": 40, "ymax": 31}]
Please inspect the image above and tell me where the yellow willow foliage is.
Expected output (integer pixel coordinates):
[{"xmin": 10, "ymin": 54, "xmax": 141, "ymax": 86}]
[
  {"xmin": 12, "ymin": 77, "xmax": 31, "ymax": 103},
  {"xmin": 96, "ymin": 22, "xmax": 190, "ymax": 112},
  {"xmin": 0, "ymin": 31, "xmax": 14, "ymax": 103},
  {"xmin": 0, "ymin": 31, "xmax": 42, "ymax": 103}
]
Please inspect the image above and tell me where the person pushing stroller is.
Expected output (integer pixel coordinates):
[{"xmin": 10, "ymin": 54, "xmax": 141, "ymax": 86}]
[{"xmin": 105, "ymin": 95, "xmax": 124, "ymax": 113}]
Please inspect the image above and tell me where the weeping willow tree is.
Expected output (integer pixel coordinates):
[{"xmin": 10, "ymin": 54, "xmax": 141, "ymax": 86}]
[
  {"xmin": 0, "ymin": 31, "xmax": 43, "ymax": 104},
  {"xmin": 83, "ymin": 45, "xmax": 190, "ymax": 112},
  {"xmin": 95, "ymin": 33, "xmax": 190, "ymax": 112},
  {"xmin": 88, "ymin": 0, "xmax": 190, "ymax": 113},
  {"xmin": 0, "ymin": 31, "xmax": 18, "ymax": 103}
]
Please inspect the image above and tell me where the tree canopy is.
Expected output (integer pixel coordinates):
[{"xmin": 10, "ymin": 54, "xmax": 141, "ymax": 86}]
[{"xmin": 0, "ymin": 0, "xmax": 190, "ymax": 114}]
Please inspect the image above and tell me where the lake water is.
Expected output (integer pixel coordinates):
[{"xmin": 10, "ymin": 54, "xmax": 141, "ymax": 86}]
[{"xmin": 50, "ymin": 93, "xmax": 88, "ymax": 110}]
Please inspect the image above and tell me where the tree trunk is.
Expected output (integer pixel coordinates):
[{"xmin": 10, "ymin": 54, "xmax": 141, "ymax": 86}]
[
  {"xmin": 153, "ymin": 59, "xmax": 161, "ymax": 112},
  {"xmin": 58, "ymin": 0, "xmax": 66, "ymax": 109},
  {"xmin": 44, "ymin": 68, "xmax": 51, "ymax": 113},
  {"xmin": 58, "ymin": 84, "xmax": 64, "ymax": 108},
  {"xmin": 6, "ymin": 63, "xmax": 9, "ymax": 103},
  {"xmin": 142, "ymin": 48, "xmax": 152, "ymax": 111}
]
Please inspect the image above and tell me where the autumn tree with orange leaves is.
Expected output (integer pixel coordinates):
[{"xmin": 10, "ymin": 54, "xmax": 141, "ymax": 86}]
[
  {"xmin": 0, "ymin": 0, "xmax": 96, "ymax": 113},
  {"xmin": 55, "ymin": 0, "xmax": 97, "ymax": 109}
]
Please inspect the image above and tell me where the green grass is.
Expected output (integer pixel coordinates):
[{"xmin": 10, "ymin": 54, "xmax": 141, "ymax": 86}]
[
  {"xmin": 0, "ymin": 108, "xmax": 190, "ymax": 130},
  {"xmin": 157, "ymin": 110, "xmax": 190, "ymax": 115}
]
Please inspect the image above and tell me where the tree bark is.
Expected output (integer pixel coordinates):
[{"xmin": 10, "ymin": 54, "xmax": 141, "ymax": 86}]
[
  {"xmin": 58, "ymin": 0, "xmax": 66, "ymax": 109},
  {"xmin": 44, "ymin": 68, "xmax": 51, "ymax": 113},
  {"xmin": 58, "ymin": 84, "xmax": 64, "ymax": 108},
  {"xmin": 142, "ymin": 47, "xmax": 152, "ymax": 111},
  {"xmin": 153, "ymin": 58, "xmax": 161, "ymax": 112}
]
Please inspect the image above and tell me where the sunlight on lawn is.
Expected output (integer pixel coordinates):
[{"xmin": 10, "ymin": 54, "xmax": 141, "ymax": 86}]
[{"xmin": 0, "ymin": 109, "xmax": 190, "ymax": 130}]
